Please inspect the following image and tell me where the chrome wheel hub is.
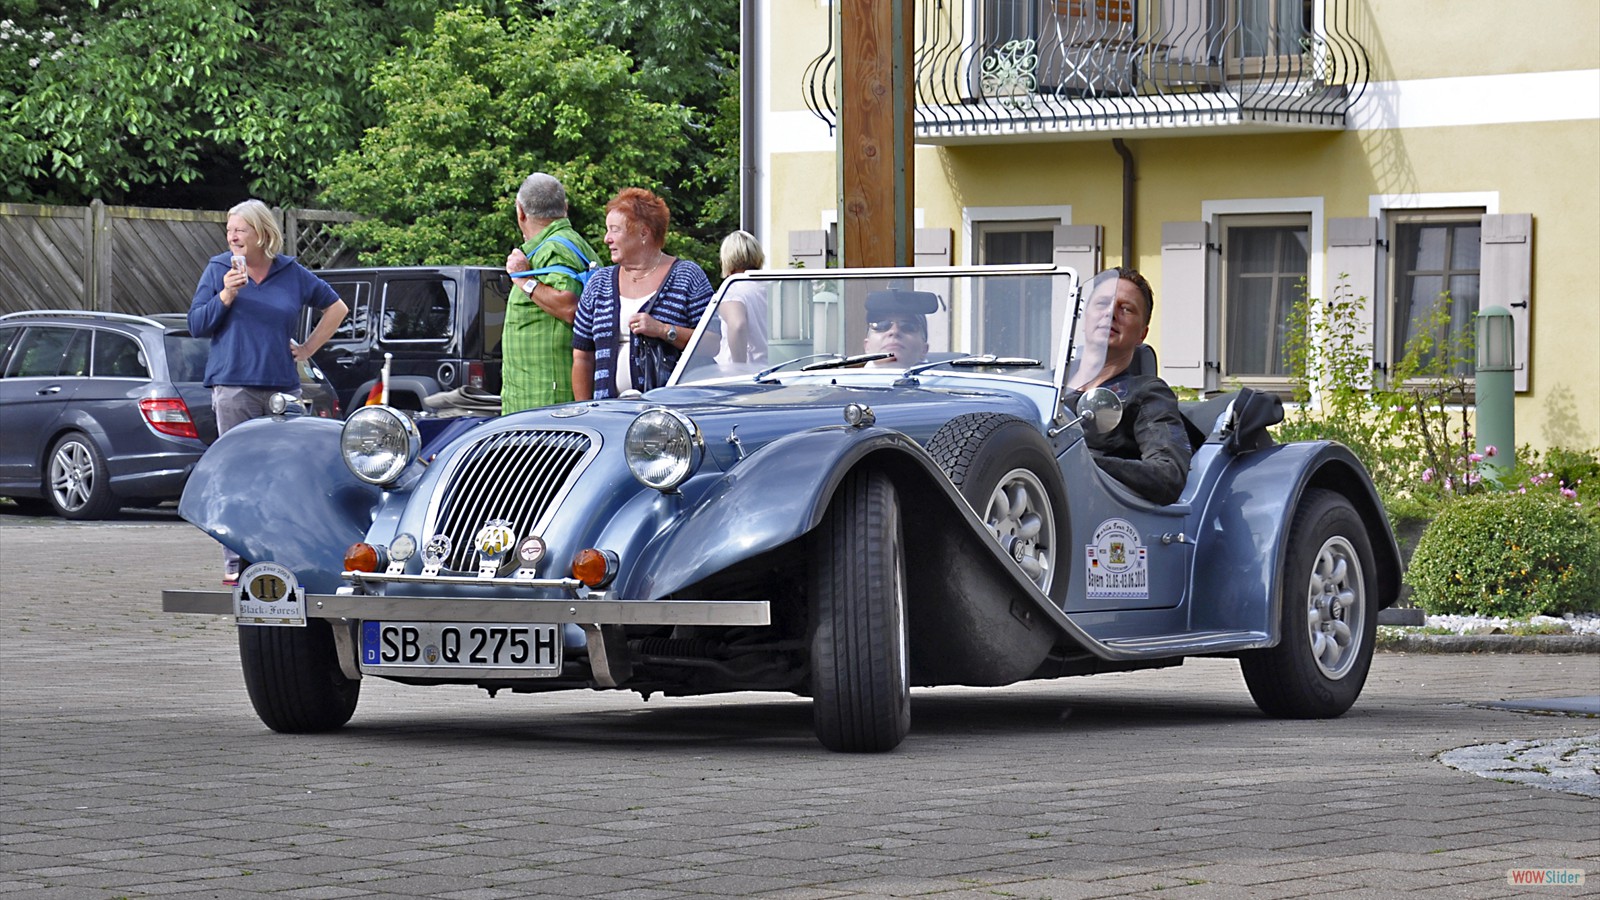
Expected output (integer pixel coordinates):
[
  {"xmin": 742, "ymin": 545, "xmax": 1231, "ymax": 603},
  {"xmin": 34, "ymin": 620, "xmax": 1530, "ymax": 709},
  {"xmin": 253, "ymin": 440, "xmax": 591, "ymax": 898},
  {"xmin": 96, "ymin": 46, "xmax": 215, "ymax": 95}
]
[
  {"xmin": 49, "ymin": 442, "xmax": 94, "ymax": 512},
  {"xmin": 1305, "ymin": 535, "xmax": 1365, "ymax": 679},
  {"xmin": 981, "ymin": 468, "xmax": 1055, "ymax": 592}
]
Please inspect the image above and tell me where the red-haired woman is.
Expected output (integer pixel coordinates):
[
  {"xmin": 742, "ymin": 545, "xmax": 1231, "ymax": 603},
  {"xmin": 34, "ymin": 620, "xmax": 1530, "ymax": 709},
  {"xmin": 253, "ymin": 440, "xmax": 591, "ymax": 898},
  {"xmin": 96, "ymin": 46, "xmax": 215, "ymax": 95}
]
[{"xmin": 571, "ymin": 187, "xmax": 715, "ymax": 399}]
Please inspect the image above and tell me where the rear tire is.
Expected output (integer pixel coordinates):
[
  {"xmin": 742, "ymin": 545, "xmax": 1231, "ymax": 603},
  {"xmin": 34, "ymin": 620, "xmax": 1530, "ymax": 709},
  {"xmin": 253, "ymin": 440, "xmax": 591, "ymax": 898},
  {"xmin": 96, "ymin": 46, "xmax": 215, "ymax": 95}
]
[
  {"xmin": 1240, "ymin": 489, "xmax": 1377, "ymax": 718},
  {"xmin": 239, "ymin": 620, "xmax": 360, "ymax": 733},
  {"xmin": 46, "ymin": 432, "xmax": 118, "ymax": 520},
  {"xmin": 809, "ymin": 468, "xmax": 910, "ymax": 753}
]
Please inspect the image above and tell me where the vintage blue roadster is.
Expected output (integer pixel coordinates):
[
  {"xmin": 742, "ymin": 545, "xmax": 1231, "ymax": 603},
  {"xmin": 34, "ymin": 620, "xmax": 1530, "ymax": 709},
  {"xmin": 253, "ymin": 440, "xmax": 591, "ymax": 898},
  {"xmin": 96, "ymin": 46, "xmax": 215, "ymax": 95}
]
[{"xmin": 164, "ymin": 265, "xmax": 1401, "ymax": 752}]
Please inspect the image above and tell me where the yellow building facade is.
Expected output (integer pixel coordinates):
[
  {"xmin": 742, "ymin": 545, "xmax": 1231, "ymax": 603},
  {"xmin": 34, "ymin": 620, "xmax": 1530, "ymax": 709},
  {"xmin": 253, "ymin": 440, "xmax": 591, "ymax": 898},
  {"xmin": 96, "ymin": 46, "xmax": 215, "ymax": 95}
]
[{"xmin": 749, "ymin": 0, "xmax": 1599, "ymax": 453}]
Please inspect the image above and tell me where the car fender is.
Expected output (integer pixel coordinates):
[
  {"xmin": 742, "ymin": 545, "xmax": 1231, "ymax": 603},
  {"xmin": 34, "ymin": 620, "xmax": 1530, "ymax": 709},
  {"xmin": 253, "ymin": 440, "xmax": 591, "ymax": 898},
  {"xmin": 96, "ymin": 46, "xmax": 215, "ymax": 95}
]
[
  {"xmin": 1189, "ymin": 441, "xmax": 1403, "ymax": 637},
  {"xmin": 627, "ymin": 426, "xmax": 922, "ymax": 601},
  {"xmin": 626, "ymin": 425, "xmax": 1070, "ymax": 686},
  {"xmin": 177, "ymin": 416, "xmax": 382, "ymax": 593},
  {"xmin": 45, "ymin": 406, "xmax": 114, "ymax": 466}
]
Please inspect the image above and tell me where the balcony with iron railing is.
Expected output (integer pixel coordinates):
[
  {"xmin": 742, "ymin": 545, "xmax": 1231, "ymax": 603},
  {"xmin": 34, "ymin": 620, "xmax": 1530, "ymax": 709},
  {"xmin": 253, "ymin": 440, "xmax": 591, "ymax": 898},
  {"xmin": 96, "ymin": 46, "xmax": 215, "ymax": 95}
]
[{"xmin": 803, "ymin": 0, "xmax": 1370, "ymax": 143}]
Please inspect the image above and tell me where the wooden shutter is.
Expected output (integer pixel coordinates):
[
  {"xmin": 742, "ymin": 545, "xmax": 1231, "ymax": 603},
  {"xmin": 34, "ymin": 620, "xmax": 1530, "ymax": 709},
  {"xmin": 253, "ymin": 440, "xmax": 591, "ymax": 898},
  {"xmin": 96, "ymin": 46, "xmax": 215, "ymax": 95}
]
[
  {"xmin": 1326, "ymin": 217, "xmax": 1379, "ymax": 389},
  {"xmin": 1160, "ymin": 221, "xmax": 1209, "ymax": 390},
  {"xmin": 789, "ymin": 230, "xmax": 829, "ymax": 269},
  {"xmin": 913, "ymin": 227, "xmax": 951, "ymax": 267},
  {"xmin": 1480, "ymin": 214, "xmax": 1532, "ymax": 392},
  {"xmin": 1053, "ymin": 225, "xmax": 1102, "ymax": 353}
]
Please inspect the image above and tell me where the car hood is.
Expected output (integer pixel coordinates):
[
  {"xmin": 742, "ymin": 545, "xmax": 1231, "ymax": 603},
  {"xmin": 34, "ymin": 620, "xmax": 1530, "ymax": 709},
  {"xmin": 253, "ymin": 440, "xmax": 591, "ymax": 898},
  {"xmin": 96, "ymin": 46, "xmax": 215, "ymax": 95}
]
[{"xmin": 498, "ymin": 379, "xmax": 1044, "ymax": 471}]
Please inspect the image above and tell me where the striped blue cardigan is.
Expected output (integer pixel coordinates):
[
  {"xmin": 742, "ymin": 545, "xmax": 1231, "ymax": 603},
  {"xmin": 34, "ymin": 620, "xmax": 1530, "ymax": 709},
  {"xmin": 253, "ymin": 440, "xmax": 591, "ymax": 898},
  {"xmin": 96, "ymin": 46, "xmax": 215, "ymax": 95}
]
[{"xmin": 572, "ymin": 259, "xmax": 714, "ymax": 398}]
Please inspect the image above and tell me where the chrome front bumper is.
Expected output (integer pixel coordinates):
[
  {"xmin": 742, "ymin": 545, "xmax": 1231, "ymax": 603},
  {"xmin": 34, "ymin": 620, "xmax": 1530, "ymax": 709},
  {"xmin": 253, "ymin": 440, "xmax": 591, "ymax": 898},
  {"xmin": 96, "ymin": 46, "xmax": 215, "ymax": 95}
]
[
  {"xmin": 163, "ymin": 589, "xmax": 772, "ymax": 688},
  {"xmin": 161, "ymin": 589, "xmax": 771, "ymax": 626}
]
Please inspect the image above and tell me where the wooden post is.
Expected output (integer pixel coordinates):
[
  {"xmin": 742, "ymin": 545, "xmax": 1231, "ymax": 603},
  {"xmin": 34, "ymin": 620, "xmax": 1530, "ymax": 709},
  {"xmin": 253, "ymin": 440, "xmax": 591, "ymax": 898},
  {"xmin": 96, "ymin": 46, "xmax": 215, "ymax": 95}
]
[{"xmin": 839, "ymin": 0, "xmax": 914, "ymax": 267}]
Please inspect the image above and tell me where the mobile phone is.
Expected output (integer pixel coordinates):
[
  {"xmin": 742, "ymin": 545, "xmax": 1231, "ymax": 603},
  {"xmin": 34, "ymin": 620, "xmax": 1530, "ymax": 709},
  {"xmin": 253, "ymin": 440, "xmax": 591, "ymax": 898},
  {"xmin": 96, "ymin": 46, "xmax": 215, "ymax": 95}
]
[{"xmin": 231, "ymin": 255, "xmax": 246, "ymax": 272}]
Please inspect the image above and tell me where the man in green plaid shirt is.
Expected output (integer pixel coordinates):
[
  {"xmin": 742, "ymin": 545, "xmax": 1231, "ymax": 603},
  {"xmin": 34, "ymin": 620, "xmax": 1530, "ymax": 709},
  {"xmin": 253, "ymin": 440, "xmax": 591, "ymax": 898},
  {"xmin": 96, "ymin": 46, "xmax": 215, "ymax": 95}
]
[{"xmin": 501, "ymin": 173, "xmax": 599, "ymax": 413}]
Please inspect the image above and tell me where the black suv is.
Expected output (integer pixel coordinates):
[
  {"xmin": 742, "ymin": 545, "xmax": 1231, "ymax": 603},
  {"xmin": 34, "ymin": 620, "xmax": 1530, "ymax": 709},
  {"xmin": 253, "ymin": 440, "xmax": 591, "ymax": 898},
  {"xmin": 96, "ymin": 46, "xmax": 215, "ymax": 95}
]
[{"xmin": 301, "ymin": 266, "xmax": 512, "ymax": 414}]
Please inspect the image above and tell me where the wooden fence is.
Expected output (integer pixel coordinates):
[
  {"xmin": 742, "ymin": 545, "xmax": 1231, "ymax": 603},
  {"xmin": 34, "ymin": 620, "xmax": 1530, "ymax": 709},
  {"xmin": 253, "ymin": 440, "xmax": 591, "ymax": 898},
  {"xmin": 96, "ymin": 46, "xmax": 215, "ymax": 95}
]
[{"xmin": 0, "ymin": 201, "xmax": 362, "ymax": 317}]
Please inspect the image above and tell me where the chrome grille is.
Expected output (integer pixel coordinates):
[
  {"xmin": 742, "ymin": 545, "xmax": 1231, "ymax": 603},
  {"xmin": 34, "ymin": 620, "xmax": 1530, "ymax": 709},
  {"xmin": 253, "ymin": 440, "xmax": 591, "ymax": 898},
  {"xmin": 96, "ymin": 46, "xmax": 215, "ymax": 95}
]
[{"xmin": 428, "ymin": 429, "xmax": 596, "ymax": 572}]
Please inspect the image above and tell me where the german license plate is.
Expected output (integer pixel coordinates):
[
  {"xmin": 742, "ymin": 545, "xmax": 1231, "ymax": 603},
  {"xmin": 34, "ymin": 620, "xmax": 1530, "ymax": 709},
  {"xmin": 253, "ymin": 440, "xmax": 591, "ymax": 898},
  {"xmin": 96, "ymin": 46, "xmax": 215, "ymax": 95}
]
[{"xmin": 360, "ymin": 622, "xmax": 561, "ymax": 675}]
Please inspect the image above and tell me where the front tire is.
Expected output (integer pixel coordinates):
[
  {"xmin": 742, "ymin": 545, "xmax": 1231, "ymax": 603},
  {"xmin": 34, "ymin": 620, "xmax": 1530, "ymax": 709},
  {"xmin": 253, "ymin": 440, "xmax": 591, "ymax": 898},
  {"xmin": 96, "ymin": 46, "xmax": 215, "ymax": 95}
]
[
  {"xmin": 809, "ymin": 468, "xmax": 910, "ymax": 753},
  {"xmin": 239, "ymin": 620, "xmax": 360, "ymax": 733},
  {"xmin": 46, "ymin": 432, "xmax": 118, "ymax": 519},
  {"xmin": 1240, "ymin": 489, "xmax": 1377, "ymax": 718},
  {"xmin": 926, "ymin": 413, "xmax": 1068, "ymax": 600}
]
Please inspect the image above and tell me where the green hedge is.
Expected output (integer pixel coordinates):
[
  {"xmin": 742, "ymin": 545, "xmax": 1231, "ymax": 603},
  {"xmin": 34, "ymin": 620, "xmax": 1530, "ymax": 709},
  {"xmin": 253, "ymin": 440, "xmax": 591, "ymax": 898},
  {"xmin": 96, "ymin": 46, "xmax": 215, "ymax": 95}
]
[{"xmin": 1406, "ymin": 491, "xmax": 1600, "ymax": 618}]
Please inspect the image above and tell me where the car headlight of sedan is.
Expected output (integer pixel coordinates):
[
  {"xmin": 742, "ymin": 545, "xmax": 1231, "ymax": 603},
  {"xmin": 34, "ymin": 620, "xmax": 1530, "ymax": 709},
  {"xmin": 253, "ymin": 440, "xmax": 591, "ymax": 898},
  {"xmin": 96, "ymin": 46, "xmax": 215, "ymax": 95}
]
[
  {"xmin": 341, "ymin": 406, "xmax": 420, "ymax": 485},
  {"xmin": 626, "ymin": 408, "xmax": 703, "ymax": 491}
]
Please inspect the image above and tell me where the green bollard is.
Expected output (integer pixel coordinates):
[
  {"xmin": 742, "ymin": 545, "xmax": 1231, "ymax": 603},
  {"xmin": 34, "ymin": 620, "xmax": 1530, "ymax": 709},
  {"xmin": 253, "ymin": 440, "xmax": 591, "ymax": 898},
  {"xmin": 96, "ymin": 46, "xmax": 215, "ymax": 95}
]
[{"xmin": 1474, "ymin": 306, "xmax": 1515, "ymax": 482}]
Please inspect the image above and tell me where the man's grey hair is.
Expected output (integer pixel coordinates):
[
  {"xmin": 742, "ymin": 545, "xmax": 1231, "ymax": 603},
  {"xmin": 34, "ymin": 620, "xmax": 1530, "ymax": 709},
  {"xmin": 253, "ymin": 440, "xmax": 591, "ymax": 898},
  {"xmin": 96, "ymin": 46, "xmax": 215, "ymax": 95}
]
[{"xmin": 516, "ymin": 173, "xmax": 567, "ymax": 220}]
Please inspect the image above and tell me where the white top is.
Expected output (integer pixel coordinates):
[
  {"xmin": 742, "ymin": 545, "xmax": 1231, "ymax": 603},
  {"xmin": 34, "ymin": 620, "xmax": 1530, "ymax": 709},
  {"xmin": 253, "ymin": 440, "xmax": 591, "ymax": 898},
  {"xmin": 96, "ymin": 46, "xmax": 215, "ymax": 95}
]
[
  {"xmin": 615, "ymin": 290, "xmax": 654, "ymax": 391},
  {"xmin": 714, "ymin": 279, "xmax": 769, "ymax": 365}
]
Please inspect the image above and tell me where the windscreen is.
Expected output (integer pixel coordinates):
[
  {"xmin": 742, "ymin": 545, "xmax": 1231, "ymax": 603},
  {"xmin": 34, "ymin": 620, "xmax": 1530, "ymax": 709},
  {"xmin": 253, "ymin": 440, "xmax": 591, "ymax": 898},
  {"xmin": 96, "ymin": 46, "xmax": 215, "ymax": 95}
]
[{"xmin": 676, "ymin": 268, "xmax": 1078, "ymax": 385}]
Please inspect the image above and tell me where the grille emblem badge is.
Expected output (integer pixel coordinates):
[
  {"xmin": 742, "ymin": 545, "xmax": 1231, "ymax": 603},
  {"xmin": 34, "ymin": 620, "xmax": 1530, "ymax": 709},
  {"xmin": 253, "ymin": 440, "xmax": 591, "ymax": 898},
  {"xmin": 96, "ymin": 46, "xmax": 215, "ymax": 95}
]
[
  {"xmin": 421, "ymin": 534, "xmax": 452, "ymax": 576},
  {"xmin": 474, "ymin": 520, "xmax": 517, "ymax": 578}
]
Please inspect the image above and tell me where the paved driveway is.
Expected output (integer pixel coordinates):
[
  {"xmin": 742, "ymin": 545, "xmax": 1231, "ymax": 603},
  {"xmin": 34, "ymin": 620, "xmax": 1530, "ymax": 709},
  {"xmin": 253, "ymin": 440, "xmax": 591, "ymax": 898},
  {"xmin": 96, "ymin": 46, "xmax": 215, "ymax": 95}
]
[{"xmin": 2, "ymin": 517, "xmax": 1596, "ymax": 898}]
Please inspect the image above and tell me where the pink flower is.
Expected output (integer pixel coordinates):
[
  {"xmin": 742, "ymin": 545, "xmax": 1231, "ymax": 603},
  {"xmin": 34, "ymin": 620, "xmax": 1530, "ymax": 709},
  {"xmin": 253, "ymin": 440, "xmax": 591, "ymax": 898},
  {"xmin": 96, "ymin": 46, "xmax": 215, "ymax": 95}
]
[
  {"xmin": 1468, "ymin": 452, "xmax": 1484, "ymax": 463},
  {"xmin": 1421, "ymin": 468, "xmax": 1434, "ymax": 483},
  {"xmin": 1444, "ymin": 476, "xmax": 1454, "ymax": 491},
  {"xmin": 1485, "ymin": 445, "xmax": 1498, "ymax": 457},
  {"xmin": 1466, "ymin": 472, "xmax": 1482, "ymax": 485},
  {"xmin": 1561, "ymin": 487, "xmax": 1577, "ymax": 499}
]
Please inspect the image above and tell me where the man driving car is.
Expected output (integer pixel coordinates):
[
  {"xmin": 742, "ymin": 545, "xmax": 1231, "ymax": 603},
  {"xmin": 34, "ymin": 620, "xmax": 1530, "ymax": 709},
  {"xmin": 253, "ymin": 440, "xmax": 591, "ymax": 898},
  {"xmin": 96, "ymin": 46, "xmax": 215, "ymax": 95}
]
[{"xmin": 863, "ymin": 289, "xmax": 936, "ymax": 367}]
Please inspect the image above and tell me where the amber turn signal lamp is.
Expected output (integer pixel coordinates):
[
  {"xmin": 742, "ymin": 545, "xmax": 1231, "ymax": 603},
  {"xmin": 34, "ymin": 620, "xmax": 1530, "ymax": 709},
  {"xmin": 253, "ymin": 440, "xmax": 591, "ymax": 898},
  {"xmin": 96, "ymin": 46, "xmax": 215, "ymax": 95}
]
[
  {"xmin": 571, "ymin": 548, "xmax": 619, "ymax": 588},
  {"xmin": 344, "ymin": 542, "xmax": 383, "ymax": 573}
]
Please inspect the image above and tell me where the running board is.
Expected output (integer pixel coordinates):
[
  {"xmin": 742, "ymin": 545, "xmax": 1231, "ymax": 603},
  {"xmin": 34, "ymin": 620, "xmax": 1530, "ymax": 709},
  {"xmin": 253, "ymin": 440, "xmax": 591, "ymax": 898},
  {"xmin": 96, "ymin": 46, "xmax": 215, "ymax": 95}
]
[{"xmin": 1097, "ymin": 629, "xmax": 1273, "ymax": 656}]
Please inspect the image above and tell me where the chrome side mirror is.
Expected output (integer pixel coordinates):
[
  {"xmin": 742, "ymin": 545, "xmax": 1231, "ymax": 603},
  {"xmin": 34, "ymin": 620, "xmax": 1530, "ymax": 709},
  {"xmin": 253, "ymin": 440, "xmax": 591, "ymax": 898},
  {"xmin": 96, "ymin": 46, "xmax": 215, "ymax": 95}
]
[
  {"xmin": 1074, "ymin": 387, "xmax": 1123, "ymax": 435},
  {"xmin": 1048, "ymin": 386, "xmax": 1123, "ymax": 437}
]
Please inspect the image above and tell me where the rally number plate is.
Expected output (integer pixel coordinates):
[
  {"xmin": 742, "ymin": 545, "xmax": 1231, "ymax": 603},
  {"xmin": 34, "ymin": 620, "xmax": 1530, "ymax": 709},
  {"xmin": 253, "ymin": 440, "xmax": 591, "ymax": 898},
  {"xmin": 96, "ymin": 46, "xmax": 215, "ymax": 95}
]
[{"xmin": 360, "ymin": 622, "xmax": 561, "ymax": 675}]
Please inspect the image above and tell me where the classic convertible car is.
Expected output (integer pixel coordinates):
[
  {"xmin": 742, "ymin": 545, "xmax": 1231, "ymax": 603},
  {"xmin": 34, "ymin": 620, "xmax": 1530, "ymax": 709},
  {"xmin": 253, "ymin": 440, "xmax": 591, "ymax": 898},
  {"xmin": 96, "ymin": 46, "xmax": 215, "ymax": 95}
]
[{"xmin": 163, "ymin": 265, "xmax": 1401, "ymax": 752}]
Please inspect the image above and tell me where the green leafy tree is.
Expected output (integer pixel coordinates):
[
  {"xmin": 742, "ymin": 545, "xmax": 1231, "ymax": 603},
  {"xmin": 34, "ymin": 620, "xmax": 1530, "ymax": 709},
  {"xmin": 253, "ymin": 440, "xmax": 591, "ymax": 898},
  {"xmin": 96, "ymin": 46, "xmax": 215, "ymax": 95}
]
[
  {"xmin": 2, "ymin": 0, "xmax": 433, "ymax": 207},
  {"xmin": 316, "ymin": 6, "xmax": 693, "ymax": 266},
  {"xmin": 538, "ymin": 0, "xmax": 741, "ymax": 255}
]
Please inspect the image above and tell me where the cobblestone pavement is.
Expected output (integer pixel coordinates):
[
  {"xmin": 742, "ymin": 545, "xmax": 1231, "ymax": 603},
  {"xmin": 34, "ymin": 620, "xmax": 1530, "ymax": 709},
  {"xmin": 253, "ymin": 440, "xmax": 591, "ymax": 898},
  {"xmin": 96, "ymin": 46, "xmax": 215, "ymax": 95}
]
[{"xmin": 2, "ymin": 517, "xmax": 1597, "ymax": 899}]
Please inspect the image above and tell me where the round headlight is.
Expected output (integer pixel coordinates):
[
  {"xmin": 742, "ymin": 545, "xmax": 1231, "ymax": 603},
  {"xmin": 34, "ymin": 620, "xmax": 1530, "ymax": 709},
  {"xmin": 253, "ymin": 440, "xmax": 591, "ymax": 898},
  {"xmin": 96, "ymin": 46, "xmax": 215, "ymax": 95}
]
[
  {"xmin": 341, "ymin": 406, "xmax": 420, "ymax": 485},
  {"xmin": 625, "ymin": 408, "xmax": 703, "ymax": 491}
]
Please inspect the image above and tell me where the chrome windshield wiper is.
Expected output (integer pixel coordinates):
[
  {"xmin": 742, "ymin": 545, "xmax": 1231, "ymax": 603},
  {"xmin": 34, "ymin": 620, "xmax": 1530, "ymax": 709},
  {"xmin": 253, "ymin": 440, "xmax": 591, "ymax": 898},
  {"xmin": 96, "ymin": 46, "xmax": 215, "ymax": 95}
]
[
  {"xmin": 801, "ymin": 353, "xmax": 894, "ymax": 371},
  {"xmin": 949, "ymin": 354, "xmax": 1042, "ymax": 368},
  {"xmin": 754, "ymin": 353, "xmax": 841, "ymax": 382},
  {"xmin": 899, "ymin": 354, "xmax": 1044, "ymax": 380}
]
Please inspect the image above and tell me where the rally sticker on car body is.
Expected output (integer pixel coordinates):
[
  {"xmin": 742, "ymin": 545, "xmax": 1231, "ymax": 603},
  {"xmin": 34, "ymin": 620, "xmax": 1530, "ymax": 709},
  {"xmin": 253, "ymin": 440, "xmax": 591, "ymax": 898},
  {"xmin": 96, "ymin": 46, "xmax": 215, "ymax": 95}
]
[
  {"xmin": 1085, "ymin": 518, "xmax": 1149, "ymax": 600},
  {"xmin": 232, "ymin": 561, "xmax": 306, "ymax": 627}
]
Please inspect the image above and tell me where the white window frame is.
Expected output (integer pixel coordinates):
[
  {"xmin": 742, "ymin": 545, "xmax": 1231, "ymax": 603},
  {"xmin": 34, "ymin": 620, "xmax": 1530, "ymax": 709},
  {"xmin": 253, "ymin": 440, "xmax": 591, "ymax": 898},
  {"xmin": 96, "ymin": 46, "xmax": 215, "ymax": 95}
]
[
  {"xmin": 962, "ymin": 204, "xmax": 1073, "ymax": 354},
  {"xmin": 1216, "ymin": 212, "xmax": 1313, "ymax": 390},
  {"xmin": 1200, "ymin": 197, "xmax": 1324, "ymax": 394},
  {"xmin": 1369, "ymin": 192, "xmax": 1499, "ymax": 388}
]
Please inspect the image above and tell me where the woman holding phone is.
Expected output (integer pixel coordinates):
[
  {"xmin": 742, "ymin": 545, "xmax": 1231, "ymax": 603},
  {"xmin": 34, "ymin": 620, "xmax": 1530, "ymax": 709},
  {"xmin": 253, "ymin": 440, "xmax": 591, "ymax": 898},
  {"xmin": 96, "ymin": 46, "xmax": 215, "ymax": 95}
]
[{"xmin": 187, "ymin": 199, "xmax": 347, "ymax": 584}]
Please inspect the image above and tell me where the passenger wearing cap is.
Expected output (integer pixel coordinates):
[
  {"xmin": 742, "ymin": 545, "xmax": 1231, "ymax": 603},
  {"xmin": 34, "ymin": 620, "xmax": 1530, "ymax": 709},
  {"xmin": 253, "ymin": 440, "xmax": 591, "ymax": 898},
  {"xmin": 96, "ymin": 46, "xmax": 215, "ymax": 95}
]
[{"xmin": 863, "ymin": 289, "xmax": 937, "ymax": 367}]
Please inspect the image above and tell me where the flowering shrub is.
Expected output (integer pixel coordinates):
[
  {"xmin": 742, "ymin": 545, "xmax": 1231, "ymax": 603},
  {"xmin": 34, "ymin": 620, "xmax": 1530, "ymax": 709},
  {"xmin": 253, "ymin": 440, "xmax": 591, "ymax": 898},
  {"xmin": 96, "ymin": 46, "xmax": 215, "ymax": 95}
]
[
  {"xmin": 1273, "ymin": 278, "xmax": 1481, "ymax": 515},
  {"xmin": 1405, "ymin": 491, "xmax": 1600, "ymax": 618}
]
